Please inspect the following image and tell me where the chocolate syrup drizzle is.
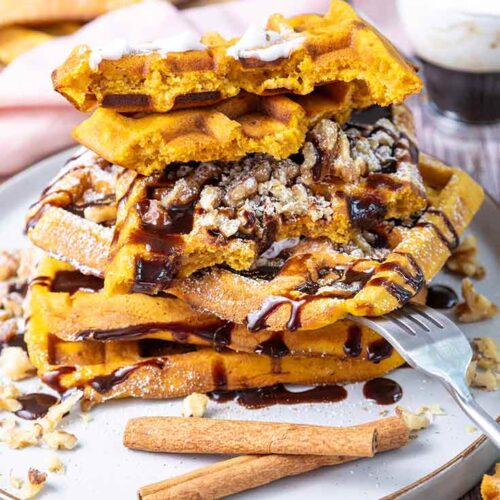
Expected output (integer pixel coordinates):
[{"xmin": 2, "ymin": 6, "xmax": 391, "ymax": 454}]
[
  {"xmin": 51, "ymin": 271, "xmax": 104, "ymax": 294},
  {"xmin": 209, "ymin": 383, "xmax": 348, "ymax": 409},
  {"xmin": 254, "ymin": 332, "xmax": 290, "ymax": 358},
  {"xmin": 246, "ymin": 296, "xmax": 306, "ymax": 332},
  {"xmin": 343, "ymin": 325, "xmax": 362, "ymax": 358},
  {"xmin": 366, "ymin": 339, "xmax": 393, "ymax": 364},
  {"xmin": 416, "ymin": 209, "xmax": 459, "ymax": 250},
  {"xmin": 42, "ymin": 366, "xmax": 76, "ymax": 393},
  {"xmin": 90, "ymin": 359, "xmax": 165, "ymax": 394},
  {"xmin": 75, "ymin": 321, "xmax": 234, "ymax": 352}
]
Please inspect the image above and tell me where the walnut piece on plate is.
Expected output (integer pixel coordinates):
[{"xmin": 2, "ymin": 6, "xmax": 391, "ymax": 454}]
[
  {"xmin": 182, "ymin": 393, "xmax": 209, "ymax": 418},
  {"xmin": 0, "ymin": 346, "xmax": 35, "ymax": 380},
  {"xmin": 467, "ymin": 337, "xmax": 500, "ymax": 391},
  {"xmin": 47, "ymin": 454, "xmax": 65, "ymax": 474},
  {"xmin": 446, "ymin": 235, "xmax": 485, "ymax": 279},
  {"xmin": 0, "ymin": 383, "xmax": 22, "ymax": 411},
  {"xmin": 14, "ymin": 468, "xmax": 48, "ymax": 499},
  {"xmin": 456, "ymin": 278, "xmax": 498, "ymax": 323},
  {"xmin": 481, "ymin": 463, "xmax": 500, "ymax": 500},
  {"xmin": 396, "ymin": 406, "xmax": 430, "ymax": 432}
]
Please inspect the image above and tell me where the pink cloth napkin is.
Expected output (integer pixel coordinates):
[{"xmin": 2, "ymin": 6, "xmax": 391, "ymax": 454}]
[{"xmin": 0, "ymin": 0, "xmax": 330, "ymax": 176}]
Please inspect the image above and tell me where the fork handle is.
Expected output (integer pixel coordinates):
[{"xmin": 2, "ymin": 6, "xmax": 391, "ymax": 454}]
[{"xmin": 444, "ymin": 379, "xmax": 500, "ymax": 449}]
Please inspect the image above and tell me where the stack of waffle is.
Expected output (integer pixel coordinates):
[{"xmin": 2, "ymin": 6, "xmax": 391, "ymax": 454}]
[{"xmin": 24, "ymin": 0, "xmax": 484, "ymax": 405}]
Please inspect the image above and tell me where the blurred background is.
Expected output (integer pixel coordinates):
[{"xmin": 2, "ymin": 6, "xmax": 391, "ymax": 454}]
[{"xmin": 0, "ymin": 0, "xmax": 498, "ymax": 200}]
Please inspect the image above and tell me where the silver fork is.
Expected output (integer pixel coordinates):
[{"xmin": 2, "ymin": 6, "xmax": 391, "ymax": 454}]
[{"xmin": 351, "ymin": 304, "xmax": 500, "ymax": 449}]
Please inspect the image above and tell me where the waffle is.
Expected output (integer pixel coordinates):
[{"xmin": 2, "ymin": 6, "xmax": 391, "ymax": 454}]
[
  {"xmin": 105, "ymin": 104, "xmax": 427, "ymax": 293},
  {"xmin": 25, "ymin": 148, "xmax": 134, "ymax": 277},
  {"xmin": 26, "ymin": 282, "xmax": 404, "ymax": 405},
  {"xmin": 31, "ymin": 256, "xmax": 406, "ymax": 363},
  {"xmin": 0, "ymin": 0, "xmax": 142, "ymax": 27},
  {"xmin": 52, "ymin": 0, "xmax": 422, "ymax": 113},
  {"xmin": 168, "ymin": 154, "xmax": 483, "ymax": 330},
  {"xmin": 72, "ymin": 83, "xmax": 358, "ymax": 175},
  {"xmin": 0, "ymin": 26, "xmax": 52, "ymax": 64}
]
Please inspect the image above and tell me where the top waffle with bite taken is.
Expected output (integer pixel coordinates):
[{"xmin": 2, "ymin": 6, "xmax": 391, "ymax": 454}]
[
  {"xmin": 104, "ymin": 104, "xmax": 428, "ymax": 295},
  {"xmin": 52, "ymin": 0, "xmax": 422, "ymax": 113}
]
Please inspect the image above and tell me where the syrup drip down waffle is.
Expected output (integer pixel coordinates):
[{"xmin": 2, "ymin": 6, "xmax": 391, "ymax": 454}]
[{"xmin": 26, "ymin": 256, "xmax": 405, "ymax": 404}]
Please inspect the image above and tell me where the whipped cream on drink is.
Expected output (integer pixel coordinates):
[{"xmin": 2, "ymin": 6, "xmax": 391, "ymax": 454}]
[{"xmin": 397, "ymin": 0, "xmax": 500, "ymax": 73}]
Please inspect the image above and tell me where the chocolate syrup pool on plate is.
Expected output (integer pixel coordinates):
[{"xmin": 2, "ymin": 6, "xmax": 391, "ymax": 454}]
[
  {"xmin": 15, "ymin": 393, "xmax": 59, "ymax": 420},
  {"xmin": 363, "ymin": 377, "xmax": 403, "ymax": 405}
]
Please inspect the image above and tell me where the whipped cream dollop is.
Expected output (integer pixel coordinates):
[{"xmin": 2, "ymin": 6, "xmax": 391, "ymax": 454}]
[
  {"xmin": 89, "ymin": 31, "xmax": 206, "ymax": 70},
  {"xmin": 226, "ymin": 22, "xmax": 305, "ymax": 62}
]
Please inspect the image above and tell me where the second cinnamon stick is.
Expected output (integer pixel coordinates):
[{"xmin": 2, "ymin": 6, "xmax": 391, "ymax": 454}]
[{"xmin": 124, "ymin": 416, "xmax": 377, "ymax": 458}]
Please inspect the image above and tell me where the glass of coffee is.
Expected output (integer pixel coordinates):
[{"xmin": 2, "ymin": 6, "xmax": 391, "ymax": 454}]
[{"xmin": 397, "ymin": 0, "xmax": 500, "ymax": 124}]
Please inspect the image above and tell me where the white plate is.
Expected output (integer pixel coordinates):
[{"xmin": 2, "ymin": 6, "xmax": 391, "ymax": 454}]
[{"xmin": 1, "ymin": 148, "xmax": 499, "ymax": 500}]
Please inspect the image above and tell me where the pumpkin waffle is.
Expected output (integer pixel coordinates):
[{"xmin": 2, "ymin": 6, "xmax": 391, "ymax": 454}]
[
  {"xmin": 105, "ymin": 104, "xmax": 427, "ymax": 293},
  {"xmin": 26, "ymin": 279, "xmax": 404, "ymax": 405},
  {"xmin": 168, "ymin": 154, "xmax": 483, "ymax": 330},
  {"xmin": 0, "ymin": 0, "xmax": 142, "ymax": 27},
  {"xmin": 52, "ymin": 0, "xmax": 421, "ymax": 113},
  {"xmin": 0, "ymin": 26, "xmax": 53, "ymax": 64},
  {"xmin": 72, "ymin": 83, "xmax": 358, "ymax": 175},
  {"xmin": 31, "ymin": 256, "xmax": 406, "ymax": 363},
  {"xmin": 25, "ymin": 148, "xmax": 135, "ymax": 277}
]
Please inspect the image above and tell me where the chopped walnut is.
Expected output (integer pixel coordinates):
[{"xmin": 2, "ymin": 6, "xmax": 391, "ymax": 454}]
[
  {"xmin": 2, "ymin": 296, "xmax": 23, "ymax": 318},
  {"xmin": 396, "ymin": 406, "xmax": 430, "ymax": 432},
  {"xmin": 415, "ymin": 404, "xmax": 446, "ymax": 416},
  {"xmin": 47, "ymin": 454, "xmax": 65, "ymax": 474},
  {"xmin": 38, "ymin": 390, "xmax": 82, "ymax": 434},
  {"xmin": 467, "ymin": 337, "xmax": 499, "ymax": 391},
  {"xmin": 0, "ymin": 251, "xmax": 18, "ymax": 281},
  {"xmin": 0, "ymin": 383, "xmax": 22, "ymax": 411},
  {"xmin": 302, "ymin": 119, "xmax": 363, "ymax": 183},
  {"xmin": 481, "ymin": 463, "xmax": 500, "ymax": 500},
  {"xmin": 43, "ymin": 430, "xmax": 77, "ymax": 450},
  {"xmin": 16, "ymin": 247, "xmax": 40, "ymax": 284},
  {"xmin": 446, "ymin": 235, "xmax": 485, "ymax": 279},
  {"xmin": 182, "ymin": 393, "xmax": 209, "ymax": 418},
  {"xmin": 0, "ymin": 418, "xmax": 42, "ymax": 449},
  {"xmin": 0, "ymin": 346, "xmax": 35, "ymax": 380},
  {"xmin": 10, "ymin": 471, "xmax": 23, "ymax": 490},
  {"xmin": 16, "ymin": 468, "xmax": 47, "ymax": 499},
  {"xmin": 455, "ymin": 278, "xmax": 498, "ymax": 323},
  {"xmin": 0, "ymin": 318, "xmax": 17, "ymax": 342}
]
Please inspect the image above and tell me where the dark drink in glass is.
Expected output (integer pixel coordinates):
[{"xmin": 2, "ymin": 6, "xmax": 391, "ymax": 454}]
[{"xmin": 398, "ymin": 0, "xmax": 500, "ymax": 124}]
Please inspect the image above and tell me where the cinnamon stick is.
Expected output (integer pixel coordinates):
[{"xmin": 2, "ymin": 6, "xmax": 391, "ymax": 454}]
[
  {"xmin": 124, "ymin": 416, "xmax": 377, "ymax": 458},
  {"xmin": 138, "ymin": 416, "xmax": 409, "ymax": 500}
]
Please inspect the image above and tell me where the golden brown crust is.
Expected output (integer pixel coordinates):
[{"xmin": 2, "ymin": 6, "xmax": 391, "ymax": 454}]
[
  {"xmin": 30, "ymin": 256, "xmax": 404, "ymax": 361},
  {"xmin": 72, "ymin": 85, "xmax": 357, "ymax": 175},
  {"xmin": 168, "ymin": 154, "xmax": 484, "ymax": 330},
  {"xmin": 52, "ymin": 1, "xmax": 422, "ymax": 113}
]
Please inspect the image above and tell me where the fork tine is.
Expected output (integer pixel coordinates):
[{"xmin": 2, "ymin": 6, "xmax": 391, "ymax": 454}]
[
  {"xmin": 387, "ymin": 311, "xmax": 417, "ymax": 336},
  {"xmin": 401, "ymin": 311, "xmax": 431, "ymax": 332},
  {"xmin": 406, "ymin": 304, "xmax": 445, "ymax": 329}
]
